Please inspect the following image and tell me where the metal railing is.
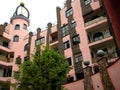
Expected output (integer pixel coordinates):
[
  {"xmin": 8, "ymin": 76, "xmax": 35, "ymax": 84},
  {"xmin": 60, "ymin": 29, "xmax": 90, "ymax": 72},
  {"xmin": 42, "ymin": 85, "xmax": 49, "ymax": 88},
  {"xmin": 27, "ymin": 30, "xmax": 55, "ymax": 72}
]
[{"xmin": 0, "ymin": 55, "xmax": 13, "ymax": 62}]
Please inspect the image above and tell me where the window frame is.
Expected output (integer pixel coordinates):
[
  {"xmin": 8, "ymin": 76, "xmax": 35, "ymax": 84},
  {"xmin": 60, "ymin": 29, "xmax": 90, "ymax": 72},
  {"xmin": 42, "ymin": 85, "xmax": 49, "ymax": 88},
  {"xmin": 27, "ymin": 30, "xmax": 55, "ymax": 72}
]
[
  {"xmin": 61, "ymin": 24, "xmax": 69, "ymax": 37},
  {"xmin": 66, "ymin": 8, "xmax": 73, "ymax": 17},
  {"xmin": 13, "ymin": 35, "xmax": 19, "ymax": 42},
  {"xmin": 15, "ymin": 24, "xmax": 20, "ymax": 30},
  {"xmin": 35, "ymin": 37, "xmax": 45, "ymax": 45},
  {"xmin": 23, "ymin": 23, "xmax": 27, "ymax": 30},
  {"xmin": 67, "ymin": 57, "xmax": 72, "ymax": 66},
  {"xmin": 72, "ymin": 34, "xmax": 80, "ymax": 45},
  {"xmin": 63, "ymin": 40, "xmax": 70, "ymax": 50}
]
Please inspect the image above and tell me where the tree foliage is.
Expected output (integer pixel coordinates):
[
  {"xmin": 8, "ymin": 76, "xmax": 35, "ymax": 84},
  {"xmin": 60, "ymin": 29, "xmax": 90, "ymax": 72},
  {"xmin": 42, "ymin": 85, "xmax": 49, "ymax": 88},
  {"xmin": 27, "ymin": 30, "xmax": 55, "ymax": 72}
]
[{"xmin": 17, "ymin": 46, "xmax": 71, "ymax": 90}]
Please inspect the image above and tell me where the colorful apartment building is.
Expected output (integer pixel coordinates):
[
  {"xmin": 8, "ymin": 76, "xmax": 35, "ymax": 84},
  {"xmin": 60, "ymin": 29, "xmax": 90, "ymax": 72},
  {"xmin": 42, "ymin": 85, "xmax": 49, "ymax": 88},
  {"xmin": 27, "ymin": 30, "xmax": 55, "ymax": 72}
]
[{"xmin": 0, "ymin": 0, "xmax": 120, "ymax": 90}]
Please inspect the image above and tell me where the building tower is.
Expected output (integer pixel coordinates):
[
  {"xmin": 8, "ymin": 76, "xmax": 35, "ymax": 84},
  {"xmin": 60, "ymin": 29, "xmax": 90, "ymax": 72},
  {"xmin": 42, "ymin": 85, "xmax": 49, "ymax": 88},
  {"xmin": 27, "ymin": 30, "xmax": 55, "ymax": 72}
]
[{"xmin": 9, "ymin": 2, "xmax": 30, "ymax": 86}]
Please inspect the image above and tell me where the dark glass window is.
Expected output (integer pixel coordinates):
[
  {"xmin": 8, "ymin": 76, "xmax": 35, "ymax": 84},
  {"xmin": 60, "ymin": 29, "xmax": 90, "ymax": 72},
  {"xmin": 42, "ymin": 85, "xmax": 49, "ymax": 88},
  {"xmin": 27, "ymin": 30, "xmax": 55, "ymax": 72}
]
[
  {"xmin": 74, "ymin": 54, "xmax": 82, "ymax": 63},
  {"xmin": 93, "ymin": 32, "xmax": 104, "ymax": 41},
  {"xmin": 13, "ymin": 35, "xmax": 19, "ymax": 42},
  {"xmin": 72, "ymin": 34, "xmax": 80, "ymax": 45},
  {"xmin": 66, "ymin": 8, "xmax": 73, "ymax": 17},
  {"xmin": 61, "ymin": 25, "xmax": 69, "ymax": 37},
  {"xmin": 24, "ymin": 43, "xmax": 29, "ymax": 51},
  {"xmin": 23, "ymin": 23, "xmax": 27, "ymax": 30},
  {"xmin": 3, "ymin": 41, "xmax": 9, "ymax": 48},
  {"xmin": 67, "ymin": 57, "xmax": 72, "ymax": 66},
  {"xmin": 63, "ymin": 40, "xmax": 70, "ymax": 50},
  {"xmin": 35, "ymin": 37, "xmax": 45, "ymax": 45},
  {"xmin": 71, "ymin": 20, "xmax": 76, "ymax": 28},
  {"xmin": 15, "ymin": 24, "xmax": 20, "ymax": 30}
]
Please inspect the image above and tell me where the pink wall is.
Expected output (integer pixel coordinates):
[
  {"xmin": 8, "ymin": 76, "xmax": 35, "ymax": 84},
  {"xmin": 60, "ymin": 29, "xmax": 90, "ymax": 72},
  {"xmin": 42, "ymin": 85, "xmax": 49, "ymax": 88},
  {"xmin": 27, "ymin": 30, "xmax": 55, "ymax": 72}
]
[
  {"xmin": 103, "ymin": 0, "xmax": 120, "ymax": 50},
  {"xmin": 63, "ymin": 59, "xmax": 120, "ymax": 90},
  {"xmin": 107, "ymin": 59, "xmax": 120, "ymax": 90},
  {"xmin": 63, "ymin": 79, "xmax": 84, "ymax": 90},
  {"xmin": 91, "ymin": 73, "xmax": 104, "ymax": 90}
]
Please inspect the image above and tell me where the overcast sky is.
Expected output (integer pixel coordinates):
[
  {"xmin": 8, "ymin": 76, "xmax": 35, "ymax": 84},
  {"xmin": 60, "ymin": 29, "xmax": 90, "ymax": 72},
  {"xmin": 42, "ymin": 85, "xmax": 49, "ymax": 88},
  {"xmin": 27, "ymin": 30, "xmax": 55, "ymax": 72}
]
[{"xmin": 0, "ymin": 0, "xmax": 65, "ymax": 32}]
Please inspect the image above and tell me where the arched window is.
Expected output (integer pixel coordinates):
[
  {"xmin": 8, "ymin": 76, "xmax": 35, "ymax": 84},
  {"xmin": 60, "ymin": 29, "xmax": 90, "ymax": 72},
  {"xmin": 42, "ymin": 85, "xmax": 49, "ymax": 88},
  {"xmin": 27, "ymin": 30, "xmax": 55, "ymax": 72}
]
[
  {"xmin": 23, "ymin": 23, "xmax": 27, "ymax": 30},
  {"xmin": 15, "ymin": 24, "xmax": 20, "ymax": 30},
  {"xmin": 13, "ymin": 35, "xmax": 19, "ymax": 42},
  {"xmin": 93, "ymin": 32, "xmax": 104, "ymax": 41}
]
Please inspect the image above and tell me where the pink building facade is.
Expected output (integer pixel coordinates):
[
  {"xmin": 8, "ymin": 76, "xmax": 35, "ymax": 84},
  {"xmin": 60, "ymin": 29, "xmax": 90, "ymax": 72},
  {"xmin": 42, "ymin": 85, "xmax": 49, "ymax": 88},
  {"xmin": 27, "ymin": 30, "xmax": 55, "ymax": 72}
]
[{"xmin": 0, "ymin": 0, "xmax": 120, "ymax": 90}]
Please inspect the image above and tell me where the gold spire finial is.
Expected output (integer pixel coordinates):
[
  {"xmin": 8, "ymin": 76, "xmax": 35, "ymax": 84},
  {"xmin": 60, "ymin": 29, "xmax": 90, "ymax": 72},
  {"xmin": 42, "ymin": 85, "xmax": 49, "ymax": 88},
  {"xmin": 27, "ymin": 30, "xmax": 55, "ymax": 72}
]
[{"xmin": 20, "ymin": 2, "xmax": 24, "ymax": 6}]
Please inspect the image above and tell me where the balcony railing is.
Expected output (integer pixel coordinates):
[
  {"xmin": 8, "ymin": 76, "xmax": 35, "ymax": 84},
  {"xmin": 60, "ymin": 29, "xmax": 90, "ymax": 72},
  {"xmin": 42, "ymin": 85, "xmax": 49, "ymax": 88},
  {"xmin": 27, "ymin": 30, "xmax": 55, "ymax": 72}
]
[
  {"xmin": 92, "ymin": 51, "xmax": 118, "ymax": 64},
  {"xmin": 85, "ymin": 16, "xmax": 107, "ymax": 27},
  {"xmin": 0, "ymin": 55, "xmax": 13, "ymax": 62}
]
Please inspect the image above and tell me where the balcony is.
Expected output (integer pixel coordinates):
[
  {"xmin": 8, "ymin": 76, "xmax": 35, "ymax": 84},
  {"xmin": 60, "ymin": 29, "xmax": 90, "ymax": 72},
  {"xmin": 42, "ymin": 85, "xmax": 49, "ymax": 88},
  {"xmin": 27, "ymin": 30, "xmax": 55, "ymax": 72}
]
[
  {"xmin": 92, "ymin": 51, "xmax": 118, "ymax": 65},
  {"xmin": 88, "ymin": 36, "xmax": 113, "ymax": 48},
  {"xmin": 0, "ymin": 55, "xmax": 13, "ymax": 62},
  {"xmin": 85, "ymin": 16, "xmax": 107, "ymax": 27}
]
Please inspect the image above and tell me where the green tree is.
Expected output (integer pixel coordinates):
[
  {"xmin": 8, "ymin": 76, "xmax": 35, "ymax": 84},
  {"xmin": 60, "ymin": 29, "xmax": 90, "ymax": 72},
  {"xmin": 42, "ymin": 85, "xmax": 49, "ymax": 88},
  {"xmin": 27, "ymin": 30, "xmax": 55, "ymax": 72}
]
[{"xmin": 17, "ymin": 46, "xmax": 71, "ymax": 90}]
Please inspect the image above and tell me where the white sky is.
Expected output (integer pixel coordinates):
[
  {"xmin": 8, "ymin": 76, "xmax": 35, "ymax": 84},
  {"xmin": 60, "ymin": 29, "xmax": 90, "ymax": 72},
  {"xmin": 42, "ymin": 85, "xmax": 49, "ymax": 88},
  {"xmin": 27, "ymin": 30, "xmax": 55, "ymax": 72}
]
[{"xmin": 0, "ymin": 0, "xmax": 65, "ymax": 32}]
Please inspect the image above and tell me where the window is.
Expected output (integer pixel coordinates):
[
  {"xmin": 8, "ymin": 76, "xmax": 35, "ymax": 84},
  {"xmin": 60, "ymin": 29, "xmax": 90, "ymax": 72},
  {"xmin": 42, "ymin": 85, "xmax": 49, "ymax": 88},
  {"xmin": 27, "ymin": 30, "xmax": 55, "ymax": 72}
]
[
  {"xmin": 61, "ymin": 25, "xmax": 69, "ymax": 37},
  {"xmin": 71, "ymin": 21, "xmax": 76, "ymax": 28},
  {"xmin": 63, "ymin": 40, "xmax": 70, "ymax": 50},
  {"xmin": 24, "ymin": 43, "xmax": 29, "ymax": 51},
  {"xmin": 3, "ymin": 41, "xmax": 9, "ymax": 48},
  {"xmin": 72, "ymin": 34, "xmax": 80, "ymax": 45},
  {"xmin": 13, "ymin": 35, "xmax": 19, "ymax": 42},
  {"xmin": 15, "ymin": 24, "xmax": 20, "ymax": 30},
  {"xmin": 93, "ymin": 32, "xmax": 104, "ymax": 41},
  {"xmin": 23, "ymin": 23, "xmax": 27, "ymax": 30},
  {"xmin": 35, "ymin": 37, "xmax": 45, "ymax": 45},
  {"xmin": 66, "ymin": 8, "xmax": 73, "ymax": 17},
  {"xmin": 84, "ymin": 0, "xmax": 92, "ymax": 5},
  {"xmin": 74, "ymin": 54, "xmax": 82, "ymax": 63},
  {"xmin": 67, "ymin": 57, "xmax": 72, "ymax": 66}
]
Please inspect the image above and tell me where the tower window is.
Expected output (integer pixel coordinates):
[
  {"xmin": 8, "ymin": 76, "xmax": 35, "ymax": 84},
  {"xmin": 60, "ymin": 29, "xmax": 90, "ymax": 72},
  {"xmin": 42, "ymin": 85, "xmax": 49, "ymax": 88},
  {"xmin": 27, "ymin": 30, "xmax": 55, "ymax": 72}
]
[
  {"xmin": 15, "ymin": 24, "xmax": 20, "ymax": 30},
  {"xmin": 23, "ymin": 23, "xmax": 27, "ymax": 30},
  {"xmin": 13, "ymin": 35, "xmax": 19, "ymax": 42},
  {"xmin": 66, "ymin": 8, "xmax": 73, "ymax": 17},
  {"xmin": 63, "ymin": 40, "xmax": 70, "ymax": 50}
]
